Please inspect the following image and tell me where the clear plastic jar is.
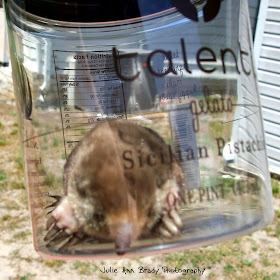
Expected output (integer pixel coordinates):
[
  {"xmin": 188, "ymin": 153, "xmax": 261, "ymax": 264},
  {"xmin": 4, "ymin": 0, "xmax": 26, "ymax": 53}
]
[{"xmin": 4, "ymin": 0, "xmax": 274, "ymax": 259}]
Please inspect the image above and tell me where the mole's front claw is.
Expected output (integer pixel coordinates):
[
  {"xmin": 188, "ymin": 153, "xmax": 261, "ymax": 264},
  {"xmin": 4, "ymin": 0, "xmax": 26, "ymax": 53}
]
[
  {"xmin": 169, "ymin": 209, "xmax": 183, "ymax": 228},
  {"xmin": 60, "ymin": 235, "xmax": 83, "ymax": 250},
  {"xmin": 45, "ymin": 195, "xmax": 62, "ymax": 214},
  {"xmin": 45, "ymin": 231, "xmax": 70, "ymax": 247},
  {"xmin": 46, "ymin": 215, "xmax": 56, "ymax": 231},
  {"xmin": 46, "ymin": 231, "xmax": 85, "ymax": 249},
  {"xmin": 158, "ymin": 190, "xmax": 183, "ymax": 238},
  {"xmin": 44, "ymin": 224, "xmax": 61, "ymax": 241}
]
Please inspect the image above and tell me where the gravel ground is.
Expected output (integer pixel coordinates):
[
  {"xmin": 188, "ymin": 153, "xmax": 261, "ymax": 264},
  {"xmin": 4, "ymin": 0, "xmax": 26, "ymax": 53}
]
[{"xmin": 0, "ymin": 65, "xmax": 14, "ymax": 103}]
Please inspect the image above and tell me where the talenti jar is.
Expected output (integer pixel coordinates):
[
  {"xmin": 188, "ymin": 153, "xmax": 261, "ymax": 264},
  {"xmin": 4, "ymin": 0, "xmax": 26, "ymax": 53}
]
[{"xmin": 4, "ymin": 0, "xmax": 274, "ymax": 259}]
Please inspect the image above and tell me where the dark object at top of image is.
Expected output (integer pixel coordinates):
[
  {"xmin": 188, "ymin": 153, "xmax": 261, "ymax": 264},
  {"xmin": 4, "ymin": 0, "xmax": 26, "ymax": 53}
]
[{"xmin": 10, "ymin": 0, "xmax": 174, "ymax": 22}]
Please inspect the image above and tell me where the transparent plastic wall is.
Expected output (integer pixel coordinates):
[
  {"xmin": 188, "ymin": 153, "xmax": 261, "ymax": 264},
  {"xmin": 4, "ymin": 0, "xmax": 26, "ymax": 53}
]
[{"xmin": 4, "ymin": 0, "xmax": 274, "ymax": 259}]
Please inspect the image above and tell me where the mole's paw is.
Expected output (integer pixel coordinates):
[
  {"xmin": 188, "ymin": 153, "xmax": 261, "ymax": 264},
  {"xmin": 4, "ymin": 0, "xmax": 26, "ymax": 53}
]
[
  {"xmin": 44, "ymin": 197, "xmax": 83, "ymax": 248},
  {"xmin": 51, "ymin": 197, "xmax": 80, "ymax": 235},
  {"xmin": 159, "ymin": 191, "xmax": 183, "ymax": 238},
  {"xmin": 45, "ymin": 195, "xmax": 62, "ymax": 214}
]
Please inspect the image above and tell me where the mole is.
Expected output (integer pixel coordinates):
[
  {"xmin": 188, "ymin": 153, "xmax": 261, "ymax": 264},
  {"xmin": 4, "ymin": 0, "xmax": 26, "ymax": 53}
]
[{"xmin": 44, "ymin": 119, "xmax": 185, "ymax": 255}]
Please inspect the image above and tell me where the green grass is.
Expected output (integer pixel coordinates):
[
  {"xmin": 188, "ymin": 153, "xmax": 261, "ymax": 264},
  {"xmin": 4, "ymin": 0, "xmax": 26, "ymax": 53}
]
[
  {"xmin": 0, "ymin": 134, "xmax": 7, "ymax": 146},
  {"xmin": 14, "ymin": 156, "xmax": 24, "ymax": 171},
  {"xmin": 272, "ymin": 178, "xmax": 280, "ymax": 198},
  {"xmin": 224, "ymin": 263, "xmax": 236, "ymax": 274},
  {"xmin": 261, "ymin": 254, "xmax": 272, "ymax": 267},
  {"xmin": 0, "ymin": 169, "xmax": 7, "ymax": 181},
  {"xmin": 44, "ymin": 259, "xmax": 66, "ymax": 269},
  {"xmin": 98, "ymin": 275, "xmax": 113, "ymax": 280},
  {"xmin": 44, "ymin": 174, "xmax": 55, "ymax": 187},
  {"xmin": 52, "ymin": 138, "xmax": 59, "ymax": 147},
  {"xmin": 238, "ymin": 259, "xmax": 253, "ymax": 268},
  {"xmin": 252, "ymin": 246, "xmax": 258, "ymax": 252},
  {"xmin": 73, "ymin": 261, "xmax": 96, "ymax": 275},
  {"xmin": 10, "ymin": 129, "xmax": 18, "ymax": 135},
  {"xmin": 13, "ymin": 230, "xmax": 31, "ymax": 240},
  {"xmin": 209, "ymin": 120, "xmax": 232, "ymax": 140},
  {"xmin": 265, "ymin": 215, "xmax": 280, "ymax": 240},
  {"xmin": 10, "ymin": 181, "xmax": 25, "ymax": 190},
  {"xmin": 7, "ymin": 110, "xmax": 17, "ymax": 116},
  {"xmin": 0, "ymin": 215, "xmax": 23, "ymax": 232},
  {"xmin": 19, "ymin": 273, "xmax": 36, "ymax": 280},
  {"xmin": 1, "ymin": 214, "xmax": 13, "ymax": 222}
]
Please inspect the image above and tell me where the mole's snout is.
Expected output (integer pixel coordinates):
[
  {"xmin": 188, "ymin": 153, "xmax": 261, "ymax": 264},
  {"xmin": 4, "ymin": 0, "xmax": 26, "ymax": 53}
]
[{"xmin": 114, "ymin": 222, "xmax": 133, "ymax": 255}]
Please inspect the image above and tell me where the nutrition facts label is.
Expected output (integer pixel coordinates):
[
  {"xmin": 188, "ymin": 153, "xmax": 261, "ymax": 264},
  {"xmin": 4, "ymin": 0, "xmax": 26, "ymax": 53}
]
[
  {"xmin": 169, "ymin": 103, "xmax": 201, "ymax": 190},
  {"xmin": 53, "ymin": 50, "xmax": 126, "ymax": 156}
]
